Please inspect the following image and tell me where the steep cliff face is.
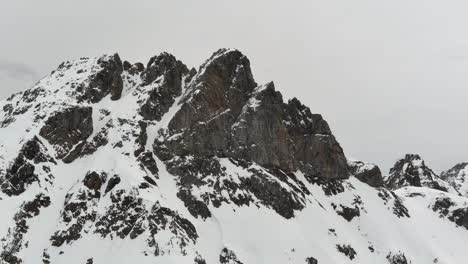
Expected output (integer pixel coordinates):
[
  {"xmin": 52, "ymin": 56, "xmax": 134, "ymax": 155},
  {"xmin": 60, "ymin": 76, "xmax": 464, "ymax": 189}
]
[
  {"xmin": 154, "ymin": 49, "xmax": 348, "ymax": 180},
  {"xmin": 0, "ymin": 49, "xmax": 468, "ymax": 264}
]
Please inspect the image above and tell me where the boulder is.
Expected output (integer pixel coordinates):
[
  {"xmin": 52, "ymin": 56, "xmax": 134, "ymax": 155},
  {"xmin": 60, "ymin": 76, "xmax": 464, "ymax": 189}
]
[{"xmin": 348, "ymin": 160, "xmax": 384, "ymax": 187}]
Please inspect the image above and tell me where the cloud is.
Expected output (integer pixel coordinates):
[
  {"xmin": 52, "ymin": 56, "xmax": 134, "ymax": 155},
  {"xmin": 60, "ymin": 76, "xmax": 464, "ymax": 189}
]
[
  {"xmin": 0, "ymin": 60, "xmax": 37, "ymax": 81},
  {"xmin": 0, "ymin": 60, "xmax": 38, "ymax": 99}
]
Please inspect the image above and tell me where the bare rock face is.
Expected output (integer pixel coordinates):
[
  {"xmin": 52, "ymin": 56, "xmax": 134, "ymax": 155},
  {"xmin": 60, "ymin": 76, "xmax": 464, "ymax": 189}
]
[
  {"xmin": 39, "ymin": 106, "xmax": 93, "ymax": 159},
  {"xmin": 155, "ymin": 49, "xmax": 349, "ymax": 180},
  {"xmin": 220, "ymin": 248, "xmax": 244, "ymax": 264},
  {"xmin": 385, "ymin": 154, "xmax": 455, "ymax": 193},
  {"xmin": 441, "ymin": 162, "xmax": 468, "ymax": 197},
  {"xmin": 386, "ymin": 251, "xmax": 411, "ymax": 264},
  {"xmin": 0, "ymin": 194, "xmax": 51, "ymax": 263},
  {"xmin": 348, "ymin": 160, "xmax": 384, "ymax": 187},
  {"xmin": 431, "ymin": 195, "xmax": 468, "ymax": 230},
  {"xmin": 169, "ymin": 48, "xmax": 257, "ymax": 131},
  {"xmin": 231, "ymin": 84, "xmax": 348, "ymax": 179},
  {"xmin": 78, "ymin": 53, "xmax": 123, "ymax": 102},
  {"xmin": 0, "ymin": 137, "xmax": 55, "ymax": 196},
  {"xmin": 139, "ymin": 53, "xmax": 190, "ymax": 121}
]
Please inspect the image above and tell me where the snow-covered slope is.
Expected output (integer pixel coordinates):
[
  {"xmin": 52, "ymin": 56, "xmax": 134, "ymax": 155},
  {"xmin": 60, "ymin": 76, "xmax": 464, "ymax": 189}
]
[{"xmin": 1, "ymin": 49, "xmax": 468, "ymax": 264}]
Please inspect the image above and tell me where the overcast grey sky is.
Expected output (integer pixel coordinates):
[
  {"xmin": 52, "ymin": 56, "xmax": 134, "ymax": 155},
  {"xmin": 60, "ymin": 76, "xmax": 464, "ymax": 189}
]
[{"xmin": 1, "ymin": 0, "xmax": 467, "ymax": 173}]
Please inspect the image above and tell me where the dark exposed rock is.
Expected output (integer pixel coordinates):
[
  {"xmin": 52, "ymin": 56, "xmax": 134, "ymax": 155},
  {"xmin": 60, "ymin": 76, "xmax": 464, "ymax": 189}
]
[
  {"xmin": 50, "ymin": 174, "xmax": 107, "ymax": 247},
  {"xmin": 177, "ymin": 189, "xmax": 212, "ymax": 219},
  {"xmin": 83, "ymin": 171, "xmax": 106, "ymax": 191},
  {"xmin": 1, "ymin": 155, "xmax": 35, "ymax": 196},
  {"xmin": 42, "ymin": 250, "xmax": 51, "ymax": 264},
  {"xmin": 63, "ymin": 119, "xmax": 112, "ymax": 163},
  {"xmin": 156, "ymin": 49, "xmax": 348, "ymax": 181},
  {"xmin": 432, "ymin": 195, "xmax": 468, "ymax": 230},
  {"xmin": 385, "ymin": 154, "xmax": 452, "ymax": 193},
  {"xmin": 21, "ymin": 137, "xmax": 53, "ymax": 163},
  {"xmin": 194, "ymin": 255, "xmax": 207, "ymax": 264},
  {"xmin": 1, "ymin": 88, "xmax": 45, "ymax": 127},
  {"xmin": 432, "ymin": 197, "xmax": 455, "ymax": 217},
  {"xmin": 1, "ymin": 137, "xmax": 55, "ymax": 196},
  {"xmin": 387, "ymin": 251, "xmax": 411, "ymax": 264},
  {"xmin": 123, "ymin": 60, "xmax": 131, "ymax": 70},
  {"xmin": 139, "ymin": 182, "xmax": 150, "ymax": 189},
  {"xmin": 336, "ymin": 244, "xmax": 357, "ymax": 260},
  {"xmin": 378, "ymin": 189, "xmax": 410, "ymax": 218},
  {"xmin": 94, "ymin": 190, "xmax": 146, "ymax": 239},
  {"xmin": 441, "ymin": 162, "xmax": 468, "ymax": 181},
  {"xmin": 79, "ymin": 53, "xmax": 123, "ymax": 102},
  {"xmin": 386, "ymin": 154, "xmax": 423, "ymax": 189},
  {"xmin": 94, "ymin": 190, "xmax": 197, "ymax": 255},
  {"xmin": 441, "ymin": 162, "xmax": 468, "ymax": 196},
  {"xmin": 138, "ymin": 151, "xmax": 158, "ymax": 176},
  {"xmin": 305, "ymin": 257, "xmax": 318, "ymax": 264},
  {"xmin": 134, "ymin": 121, "xmax": 148, "ymax": 157},
  {"xmin": 40, "ymin": 106, "xmax": 93, "ymax": 159},
  {"xmin": 348, "ymin": 160, "xmax": 384, "ymax": 187},
  {"xmin": 123, "ymin": 60, "xmax": 145, "ymax": 75},
  {"xmin": 1, "ymin": 194, "xmax": 50, "ymax": 263},
  {"xmin": 143, "ymin": 176, "xmax": 157, "ymax": 186},
  {"xmin": 239, "ymin": 169, "xmax": 303, "ymax": 219},
  {"xmin": 220, "ymin": 247, "xmax": 243, "ymax": 264},
  {"xmin": 104, "ymin": 175, "xmax": 121, "ymax": 194},
  {"xmin": 139, "ymin": 53, "xmax": 189, "ymax": 121},
  {"xmin": 305, "ymin": 175, "xmax": 346, "ymax": 196},
  {"xmin": 163, "ymin": 155, "xmax": 305, "ymax": 219},
  {"xmin": 448, "ymin": 208, "xmax": 468, "ymax": 230},
  {"xmin": 334, "ymin": 204, "xmax": 360, "ymax": 222}
]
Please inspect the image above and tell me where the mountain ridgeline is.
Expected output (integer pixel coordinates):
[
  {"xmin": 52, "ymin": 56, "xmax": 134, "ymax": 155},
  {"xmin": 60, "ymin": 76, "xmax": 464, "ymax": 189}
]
[{"xmin": 0, "ymin": 49, "xmax": 467, "ymax": 264}]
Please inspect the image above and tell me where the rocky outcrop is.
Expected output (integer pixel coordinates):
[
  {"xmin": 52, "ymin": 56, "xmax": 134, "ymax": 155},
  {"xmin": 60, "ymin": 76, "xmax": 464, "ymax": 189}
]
[
  {"xmin": 348, "ymin": 160, "xmax": 384, "ymax": 187},
  {"xmin": 40, "ymin": 106, "xmax": 93, "ymax": 159},
  {"xmin": 220, "ymin": 248, "xmax": 244, "ymax": 264},
  {"xmin": 336, "ymin": 244, "xmax": 357, "ymax": 260},
  {"xmin": 385, "ymin": 154, "xmax": 455, "ymax": 193},
  {"xmin": 139, "ymin": 53, "xmax": 190, "ymax": 121},
  {"xmin": 441, "ymin": 163, "xmax": 468, "ymax": 197},
  {"xmin": 386, "ymin": 252, "xmax": 410, "ymax": 264},
  {"xmin": 431, "ymin": 195, "xmax": 468, "ymax": 230},
  {"xmin": 155, "ymin": 49, "xmax": 348, "ymax": 180},
  {"xmin": 231, "ymin": 84, "xmax": 348, "ymax": 179},
  {"xmin": 1, "ymin": 194, "xmax": 51, "ymax": 263},
  {"xmin": 78, "ymin": 53, "xmax": 123, "ymax": 102},
  {"xmin": 123, "ymin": 60, "xmax": 145, "ymax": 75},
  {"xmin": 0, "ymin": 137, "xmax": 55, "ymax": 196}
]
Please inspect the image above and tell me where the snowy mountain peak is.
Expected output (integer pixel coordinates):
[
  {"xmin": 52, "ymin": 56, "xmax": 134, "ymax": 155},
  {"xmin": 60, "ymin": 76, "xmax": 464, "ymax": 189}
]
[
  {"xmin": 385, "ymin": 153, "xmax": 457, "ymax": 194},
  {"xmin": 1, "ymin": 50, "xmax": 468, "ymax": 264},
  {"xmin": 441, "ymin": 162, "xmax": 468, "ymax": 197}
]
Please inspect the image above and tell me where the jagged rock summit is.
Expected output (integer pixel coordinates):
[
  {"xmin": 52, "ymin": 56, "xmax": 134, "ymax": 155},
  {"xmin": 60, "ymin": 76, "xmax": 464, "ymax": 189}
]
[
  {"xmin": 384, "ymin": 154, "xmax": 457, "ymax": 194},
  {"xmin": 441, "ymin": 162, "xmax": 468, "ymax": 197},
  {"xmin": 1, "ymin": 49, "xmax": 468, "ymax": 264}
]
